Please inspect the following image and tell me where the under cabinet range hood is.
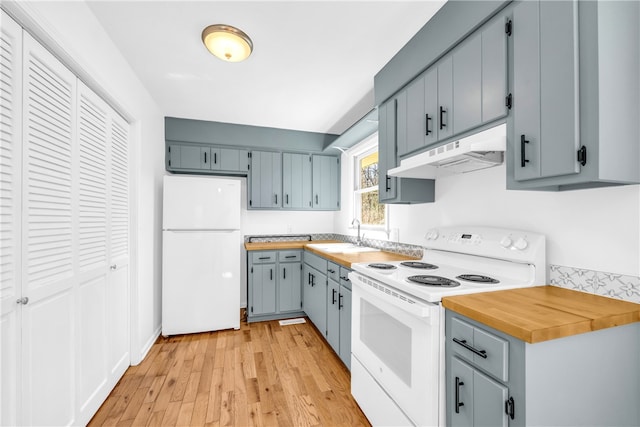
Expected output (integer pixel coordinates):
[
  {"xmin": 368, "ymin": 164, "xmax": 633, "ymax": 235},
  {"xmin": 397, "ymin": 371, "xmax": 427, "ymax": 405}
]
[{"xmin": 388, "ymin": 123, "xmax": 506, "ymax": 179}]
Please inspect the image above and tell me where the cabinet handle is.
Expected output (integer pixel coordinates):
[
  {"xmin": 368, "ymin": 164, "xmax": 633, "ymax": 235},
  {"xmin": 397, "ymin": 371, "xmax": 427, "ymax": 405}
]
[
  {"xmin": 339, "ymin": 293, "xmax": 344, "ymax": 309},
  {"xmin": 274, "ymin": 194, "xmax": 278, "ymax": 205},
  {"xmin": 315, "ymin": 194, "xmax": 319, "ymax": 205},
  {"xmin": 204, "ymin": 151, "xmax": 207, "ymax": 164},
  {"xmin": 214, "ymin": 152, "xmax": 217, "ymax": 164},
  {"xmin": 520, "ymin": 134, "xmax": 530, "ymax": 167},
  {"xmin": 283, "ymin": 268, "xmax": 286, "ymax": 279},
  {"xmin": 439, "ymin": 106, "xmax": 446, "ymax": 130},
  {"xmin": 308, "ymin": 272, "xmax": 312, "ymax": 285},
  {"xmin": 332, "ymin": 288, "xmax": 337, "ymax": 304},
  {"xmin": 385, "ymin": 175, "xmax": 391, "ymax": 192},
  {"xmin": 16, "ymin": 297, "xmax": 29, "ymax": 305},
  {"xmin": 285, "ymin": 255, "xmax": 296, "ymax": 259},
  {"xmin": 339, "ymin": 276, "xmax": 350, "ymax": 282},
  {"xmin": 505, "ymin": 397, "xmax": 515, "ymax": 420},
  {"xmin": 259, "ymin": 256, "xmax": 270, "ymax": 260},
  {"xmin": 328, "ymin": 268, "xmax": 335, "ymax": 274},
  {"xmin": 425, "ymin": 113, "xmax": 432, "ymax": 135},
  {"xmin": 270, "ymin": 269, "xmax": 273, "ymax": 281},
  {"xmin": 286, "ymin": 194, "xmax": 289, "ymax": 205},
  {"xmin": 455, "ymin": 377, "xmax": 465, "ymax": 414},
  {"xmin": 452, "ymin": 337, "xmax": 488, "ymax": 359}
]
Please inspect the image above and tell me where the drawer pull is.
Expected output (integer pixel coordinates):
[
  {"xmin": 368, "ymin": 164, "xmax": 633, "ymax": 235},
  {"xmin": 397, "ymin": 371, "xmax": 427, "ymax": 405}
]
[
  {"xmin": 258, "ymin": 256, "xmax": 271, "ymax": 260},
  {"xmin": 285, "ymin": 255, "xmax": 297, "ymax": 259},
  {"xmin": 505, "ymin": 396, "xmax": 515, "ymax": 420},
  {"xmin": 455, "ymin": 376, "xmax": 465, "ymax": 414},
  {"xmin": 453, "ymin": 337, "xmax": 487, "ymax": 359},
  {"xmin": 328, "ymin": 268, "xmax": 336, "ymax": 274}
]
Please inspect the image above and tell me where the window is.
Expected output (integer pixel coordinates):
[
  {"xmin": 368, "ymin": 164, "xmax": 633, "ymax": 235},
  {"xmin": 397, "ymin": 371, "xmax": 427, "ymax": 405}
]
[{"xmin": 354, "ymin": 147, "xmax": 386, "ymax": 227}]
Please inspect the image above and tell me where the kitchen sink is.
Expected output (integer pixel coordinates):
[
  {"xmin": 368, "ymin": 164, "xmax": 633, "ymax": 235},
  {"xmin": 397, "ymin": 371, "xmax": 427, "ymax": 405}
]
[{"xmin": 306, "ymin": 243, "xmax": 380, "ymax": 254}]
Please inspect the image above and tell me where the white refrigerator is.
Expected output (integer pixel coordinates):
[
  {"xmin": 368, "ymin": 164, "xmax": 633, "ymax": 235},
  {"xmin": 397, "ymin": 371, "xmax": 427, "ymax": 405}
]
[{"xmin": 162, "ymin": 175, "xmax": 241, "ymax": 335}]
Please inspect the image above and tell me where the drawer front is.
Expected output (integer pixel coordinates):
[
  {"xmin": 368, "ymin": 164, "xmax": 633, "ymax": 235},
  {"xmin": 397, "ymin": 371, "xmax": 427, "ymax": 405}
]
[
  {"xmin": 304, "ymin": 250, "xmax": 327, "ymax": 273},
  {"xmin": 472, "ymin": 327, "xmax": 509, "ymax": 382},
  {"xmin": 279, "ymin": 250, "xmax": 301, "ymax": 263},
  {"xmin": 339, "ymin": 267, "xmax": 352, "ymax": 290},
  {"xmin": 327, "ymin": 262, "xmax": 340, "ymax": 282},
  {"xmin": 450, "ymin": 317, "xmax": 509, "ymax": 381},
  {"xmin": 252, "ymin": 251, "xmax": 276, "ymax": 264}
]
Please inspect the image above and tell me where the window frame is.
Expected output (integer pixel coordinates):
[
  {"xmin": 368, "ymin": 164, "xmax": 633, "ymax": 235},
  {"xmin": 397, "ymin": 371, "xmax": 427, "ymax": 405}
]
[{"xmin": 352, "ymin": 139, "xmax": 387, "ymax": 230}]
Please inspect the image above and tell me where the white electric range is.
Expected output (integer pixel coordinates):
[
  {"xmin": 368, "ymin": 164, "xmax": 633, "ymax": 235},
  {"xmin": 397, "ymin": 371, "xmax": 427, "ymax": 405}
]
[{"xmin": 349, "ymin": 226, "xmax": 546, "ymax": 427}]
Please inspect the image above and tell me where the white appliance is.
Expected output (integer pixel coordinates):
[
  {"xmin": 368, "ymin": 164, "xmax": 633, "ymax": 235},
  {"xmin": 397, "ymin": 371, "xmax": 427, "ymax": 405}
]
[
  {"xmin": 162, "ymin": 175, "xmax": 241, "ymax": 335},
  {"xmin": 388, "ymin": 123, "xmax": 506, "ymax": 179},
  {"xmin": 349, "ymin": 226, "xmax": 545, "ymax": 427}
]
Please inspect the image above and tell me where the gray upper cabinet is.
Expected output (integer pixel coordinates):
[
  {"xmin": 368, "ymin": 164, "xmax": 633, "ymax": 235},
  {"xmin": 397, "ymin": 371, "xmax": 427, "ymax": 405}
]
[
  {"xmin": 282, "ymin": 152, "xmax": 312, "ymax": 209},
  {"xmin": 511, "ymin": 0, "xmax": 580, "ymax": 183},
  {"xmin": 453, "ymin": 33, "xmax": 481, "ymax": 136},
  {"xmin": 249, "ymin": 151, "xmax": 282, "ymax": 208},
  {"xmin": 436, "ymin": 56, "xmax": 454, "ymax": 141},
  {"xmin": 481, "ymin": 15, "xmax": 509, "ymax": 124},
  {"xmin": 312, "ymin": 155, "xmax": 340, "ymax": 210},
  {"xmin": 508, "ymin": 0, "xmax": 639, "ymax": 190},
  {"xmin": 379, "ymin": 95, "xmax": 435, "ymax": 204},
  {"xmin": 167, "ymin": 143, "xmax": 249, "ymax": 174}
]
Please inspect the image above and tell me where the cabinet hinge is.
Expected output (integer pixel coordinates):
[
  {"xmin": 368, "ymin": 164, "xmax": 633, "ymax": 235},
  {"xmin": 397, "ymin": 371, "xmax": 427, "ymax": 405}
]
[
  {"xmin": 577, "ymin": 146, "xmax": 587, "ymax": 166},
  {"xmin": 505, "ymin": 93, "xmax": 513, "ymax": 110},
  {"xmin": 251, "ymin": 306, "xmax": 253, "ymax": 313},
  {"xmin": 505, "ymin": 397, "xmax": 515, "ymax": 420},
  {"xmin": 505, "ymin": 19, "xmax": 512, "ymax": 36},
  {"xmin": 168, "ymin": 146, "xmax": 171, "ymax": 153},
  {"xmin": 249, "ymin": 199, "xmax": 252, "ymax": 207},
  {"xmin": 251, "ymin": 267, "xmax": 253, "ymax": 273},
  {"xmin": 168, "ymin": 160, "xmax": 171, "ymax": 167},
  {"xmin": 248, "ymin": 152, "xmax": 252, "ymax": 158},
  {"xmin": 300, "ymin": 301, "xmax": 303, "ymax": 308}
]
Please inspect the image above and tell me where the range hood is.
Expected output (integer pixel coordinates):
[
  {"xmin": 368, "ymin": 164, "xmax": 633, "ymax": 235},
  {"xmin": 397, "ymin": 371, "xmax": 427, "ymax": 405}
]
[{"xmin": 388, "ymin": 123, "xmax": 506, "ymax": 179}]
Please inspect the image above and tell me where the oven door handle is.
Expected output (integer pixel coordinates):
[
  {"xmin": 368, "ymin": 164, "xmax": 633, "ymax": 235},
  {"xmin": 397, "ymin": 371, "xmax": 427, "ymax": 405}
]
[{"xmin": 350, "ymin": 272, "xmax": 438, "ymax": 319}]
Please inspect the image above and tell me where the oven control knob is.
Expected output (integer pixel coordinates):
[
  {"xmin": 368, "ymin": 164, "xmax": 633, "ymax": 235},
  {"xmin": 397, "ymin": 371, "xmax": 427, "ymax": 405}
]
[
  {"xmin": 514, "ymin": 237, "xmax": 529, "ymax": 250},
  {"xmin": 425, "ymin": 229, "xmax": 439, "ymax": 240},
  {"xmin": 500, "ymin": 236, "xmax": 512, "ymax": 248}
]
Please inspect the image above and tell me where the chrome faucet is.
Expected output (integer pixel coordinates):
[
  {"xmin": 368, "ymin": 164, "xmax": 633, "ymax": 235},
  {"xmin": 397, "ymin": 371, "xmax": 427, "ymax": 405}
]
[{"xmin": 351, "ymin": 218, "xmax": 362, "ymax": 246}]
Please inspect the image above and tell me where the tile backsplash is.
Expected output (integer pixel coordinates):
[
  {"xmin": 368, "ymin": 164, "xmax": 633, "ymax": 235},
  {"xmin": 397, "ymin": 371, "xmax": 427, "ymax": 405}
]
[{"xmin": 549, "ymin": 265, "xmax": 640, "ymax": 304}]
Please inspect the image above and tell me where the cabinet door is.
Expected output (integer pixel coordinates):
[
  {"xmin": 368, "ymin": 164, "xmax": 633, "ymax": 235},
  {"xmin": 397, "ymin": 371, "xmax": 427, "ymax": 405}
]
[
  {"xmin": 249, "ymin": 151, "xmax": 282, "ymax": 208},
  {"xmin": 182, "ymin": 145, "xmax": 204, "ymax": 169},
  {"xmin": 22, "ymin": 32, "xmax": 77, "ymax": 426},
  {"xmin": 326, "ymin": 279, "xmax": 340, "ymax": 353},
  {"xmin": 338, "ymin": 285, "xmax": 352, "ymax": 369},
  {"xmin": 0, "ymin": 10, "xmax": 21, "ymax": 426},
  {"xmin": 250, "ymin": 264, "xmax": 276, "ymax": 315},
  {"xmin": 423, "ymin": 67, "xmax": 439, "ymax": 147},
  {"xmin": 302, "ymin": 264, "xmax": 327, "ymax": 334},
  {"xmin": 513, "ymin": 0, "xmax": 580, "ymax": 182},
  {"xmin": 481, "ymin": 15, "xmax": 508, "ymax": 124},
  {"xmin": 283, "ymin": 153, "xmax": 312, "ymax": 209},
  {"xmin": 279, "ymin": 262, "xmax": 301, "ymax": 312},
  {"xmin": 437, "ymin": 56, "xmax": 453, "ymax": 140},
  {"xmin": 453, "ymin": 32, "xmax": 482, "ymax": 135},
  {"xmin": 450, "ymin": 358, "xmax": 474, "ymax": 427},
  {"xmin": 312, "ymin": 155, "xmax": 339, "ymax": 210},
  {"xmin": 208, "ymin": 147, "xmax": 220, "ymax": 170},
  {"xmin": 404, "ymin": 76, "xmax": 425, "ymax": 156},
  {"xmin": 219, "ymin": 148, "xmax": 249, "ymax": 172},
  {"xmin": 379, "ymin": 98, "xmax": 398, "ymax": 202},
  {"xmin": 473, "ymin": 369, "xmax": 509, "ymax": 427}
]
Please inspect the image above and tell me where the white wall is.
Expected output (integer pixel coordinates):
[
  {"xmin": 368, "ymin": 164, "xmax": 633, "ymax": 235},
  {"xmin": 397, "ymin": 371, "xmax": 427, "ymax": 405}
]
[
  {"xmin": 336, "ymin": 153, "xmax": 640, "ymax": 278},
  {"xmin": 6, "ymin": 0, "xmax": 166, "ymax": 363}
]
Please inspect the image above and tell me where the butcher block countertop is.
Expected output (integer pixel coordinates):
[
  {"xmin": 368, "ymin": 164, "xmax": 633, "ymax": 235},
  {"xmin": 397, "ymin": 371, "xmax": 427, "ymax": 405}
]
[
  {"xmin": 244, "ymin": 240, "xmax": 418, "ymax": 268},
  {"xmin": 442, "ymin": 286, "xmax": 640, "ymax": 344}
]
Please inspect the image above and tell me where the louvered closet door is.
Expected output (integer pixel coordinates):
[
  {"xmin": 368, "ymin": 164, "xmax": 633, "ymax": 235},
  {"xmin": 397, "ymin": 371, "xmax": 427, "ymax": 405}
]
[
  {"xmin": 21, "ymin": 32, "xmax": 77, "ymax": 426},
  {"xmin": 76, "ymin": 81, "xmax": 110, "ymax": 421},
  {"xmin": 106, "ymin": 109, "xmax": 130, "ymax": 389},
  {"xmin": 0, "ymin": 10, "xmax": 22, "ymax": 427}
]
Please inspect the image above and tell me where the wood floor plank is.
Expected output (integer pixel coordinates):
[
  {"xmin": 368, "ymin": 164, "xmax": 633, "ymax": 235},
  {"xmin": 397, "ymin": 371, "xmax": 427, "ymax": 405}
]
[{"xmin": 90, "ymin": 318, "xmax": 370, "ymax": 427}]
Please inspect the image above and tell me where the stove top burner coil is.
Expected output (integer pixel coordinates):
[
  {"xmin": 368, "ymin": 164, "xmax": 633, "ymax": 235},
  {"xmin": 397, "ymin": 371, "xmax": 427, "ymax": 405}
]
[
  {"xmin": 368, "ymin": 263, "xmax": 397, "ymax": 270},
  {"xmin": 456, "ymin": 274, "xmax": 499, "ymax": 284},
  {"xmin": 407, "ymin": 275, "xmax": 460, "ymax": 287},
  {"xmin": 400, "ymin": 261, "xmax": 438, "ymax": 269}
]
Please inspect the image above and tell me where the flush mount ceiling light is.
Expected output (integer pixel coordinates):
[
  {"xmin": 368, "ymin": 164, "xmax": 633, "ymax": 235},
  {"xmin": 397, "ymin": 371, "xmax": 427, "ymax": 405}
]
[{"xmin": 201, "ymin": 24, "xmax": 253, "ymax": 62}]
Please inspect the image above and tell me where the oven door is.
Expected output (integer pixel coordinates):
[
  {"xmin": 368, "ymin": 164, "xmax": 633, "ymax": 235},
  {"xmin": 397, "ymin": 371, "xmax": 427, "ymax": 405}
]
[{"xmin": 350, "ymin": 272, "xmax": 444, "ymax": 427}]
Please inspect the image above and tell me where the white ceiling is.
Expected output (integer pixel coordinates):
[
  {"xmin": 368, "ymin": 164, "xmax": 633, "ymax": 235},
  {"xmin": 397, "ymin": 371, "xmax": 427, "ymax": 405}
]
[{"xmin": 87, "ymin": 1, "xmax": 446, "ymax": 135}]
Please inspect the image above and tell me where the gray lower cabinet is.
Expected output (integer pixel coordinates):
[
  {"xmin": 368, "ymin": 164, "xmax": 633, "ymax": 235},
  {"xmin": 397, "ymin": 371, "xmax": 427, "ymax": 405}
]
[
  {"xmin": 311, "ymin": 155, "xmax": 340, "ymax": 210},
  {"xmin": 379, "ymin": 97, "xmax": 435, "ymax": 204},
  {"xmin": 302, "ymin": 258, "xmax": 327, "ymax": 335},
  {"xmin": 248, "ymin": 250, "xmax": 303, "ymax": 322},
  {"xmin": 167, "ymin": 143, "xmax": 248, "ymax": 174},
  {"xmin": 282, "ymin": 152, "xmax": 312, "ymax": 209},
  {"xmin": 249, "ymin": 151, "xmax": 282, "ymax": 208},
  {"xmin": 508, "ymin": 0, "xmax": 639, "ymax": 190},
  {"xmin": 446, "ymin": 309, "xmax": 640, "ymax": 426}
]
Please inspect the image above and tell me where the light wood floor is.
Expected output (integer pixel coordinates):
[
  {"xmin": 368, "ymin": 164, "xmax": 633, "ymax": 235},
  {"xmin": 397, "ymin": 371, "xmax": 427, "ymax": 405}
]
[{"xmin": 88, "ymin": 318, "xmax": 371, "ymax": 426}]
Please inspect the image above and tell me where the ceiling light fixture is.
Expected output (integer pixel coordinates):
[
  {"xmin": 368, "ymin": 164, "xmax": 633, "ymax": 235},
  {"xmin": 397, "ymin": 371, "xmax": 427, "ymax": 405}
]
[{"xmin": 201, "ymin": 24, "xmax": 253, "ymax": 62}]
